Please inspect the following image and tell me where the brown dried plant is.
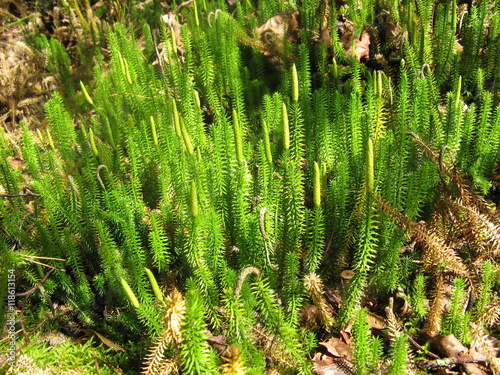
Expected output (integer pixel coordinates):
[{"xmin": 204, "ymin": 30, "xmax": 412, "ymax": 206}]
[
  {"xmin": 385, "ymin": 297, "xmax": 402, "ymax": 342},
  {"xmin": 378, "ymin": 133, "xmax": 500, "ymax": 285},
  {"xmin": 252, "ymin": 324, "xmax": 295, "ymax": 371},
  {"xmin": 409, "ymin": 133, "xmax": 500, "ymax": 265},
  {"xmin": 221, "ymin": 345, "xmax": 247, "ymax": 375},
  {"xmin": 424, "ymin": 273, "xmax": 447, "ymax": 335},
  {"xmin": 477, "ymin": 298, "xmax": 500, "ymax": 329},
  {"xmin": 469, "ymin": 322, "xmax": 500, "ymax": 374},
  {"xmin": 142, "ymin": 288, "xmax": 185, "ymax": 375},
  {"xmin": 304, "ymin": 273, "xmax": 335, "ymax": 330},
  {"xmin": 378, "ymin": 133, "xmax": 500, "ymax": 340},
  {"xmin": 375, "ymin": 196, "xmax": 470, "ymax": 282}
]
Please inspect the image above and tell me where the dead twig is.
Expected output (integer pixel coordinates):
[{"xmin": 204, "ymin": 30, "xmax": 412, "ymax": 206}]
[
  {"xmin": 406, "ymin": 333, "xmax": 440, "ymax": 360},
  {"xmin": 15, "ymin": 270, "xmax": 54, "ymax": 298},
  {"xmin": 416, "ymin": 356, "xmax": 487, "ymax": 369}
]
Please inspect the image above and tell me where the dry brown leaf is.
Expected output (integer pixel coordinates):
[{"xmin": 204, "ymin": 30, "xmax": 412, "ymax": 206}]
[
  {"xmin": 256, "ymin": 10, "xmax": 299, "ymax": 42},
  {"xmin": 257, "ymin": 14, "xmax": 286, "ymax": 40},
  {"xmin": 314, "ymin": 351, "xmax": 334, "ymax": 366},
  {"xmin": 386, "ymin": 21, "xmax": 400, "ymax": 39},
  {"xmin": 256, "ymin": 10, "xmax": 299, "ymax": 43},
  {"xmin": 339, "ymin": 330, "xmax": 352, "ymax": 346},
  {"xmin": 161, "ymin": 13, "xmax": 184, "ymax": 53},
  {"xmin": 432, "ymin": 334, "xmax": 488, "ymax": 375},
  {"xmin": 7, "ymin": 156, "xmax": 23, "ymax": 171},
  {"xmin": 433, "ymin": 334, "xmax": 467, "ymax": 357},
  {"xmin": 254, "ymin": 10, "xmax": 300, "ymax": 68},
  {"xmin": 207, "ymin": 332, "xmax": 227, "ymax": 354},
  {"xmin": 351, "ymin": 31, "xmax": 370, "ymax": 61},
  {"xmin": 367, "ymin": 311, "xmax": 385, "ymax": 330},
  {"xmin": 313, "ymin": 363, "xmax": 352, "ymax": 375},
  {"xmin": 83, "ymin": 329, "xmax": 125, "ymax": 351},
  {"xmin": 313, "ymin": 352, "xmax": 354, "ymax": 375},
  {"xmin": 385, "ymin": 21, "xmax": 407, "ymax": 44},
  {"xmin": 319, "ymin": 338, "xmax": 352, "ymax": 360},
  {"xmin": 337, "ymin": 20, "xmax": 370, "ymax": 61}
]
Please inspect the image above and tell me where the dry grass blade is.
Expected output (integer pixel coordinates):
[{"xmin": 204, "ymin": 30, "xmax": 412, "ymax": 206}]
[{"xmin": 142, "ymin": 289, "xmax": 185, "ymax": 375}]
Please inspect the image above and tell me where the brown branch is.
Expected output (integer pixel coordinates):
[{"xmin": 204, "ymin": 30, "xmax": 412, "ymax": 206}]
[
  {"xmin": 416, "ymin": 356, "xmax": 487, "ymax": 369},
  {"xmin": 406, "ymin": 334, "xmax": 440, "ymax": 359},
  {"xmin": 15, "ymin": 270, "xmax": 54, "ymax": 297},
  {"xmin": 15, "ymin": 314, "xmax": 30, "ymax": 354}
]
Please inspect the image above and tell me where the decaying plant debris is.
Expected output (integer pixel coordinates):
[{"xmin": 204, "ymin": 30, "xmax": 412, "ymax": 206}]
[{"xmin": 0, "ymin": 20, "xmax": 57, "ymax": 130}]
